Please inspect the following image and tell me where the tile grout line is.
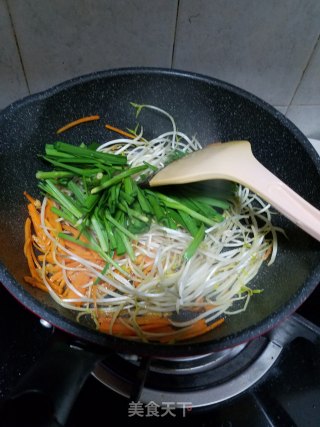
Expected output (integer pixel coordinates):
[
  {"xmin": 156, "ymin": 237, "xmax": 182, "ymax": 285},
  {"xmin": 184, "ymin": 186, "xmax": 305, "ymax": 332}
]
[
  {"xmin": 5, "ymin": 0, "xmax": 31, "ymax": 94},
  {"xmin": 286, "ymin": 32, "xmax": 320, "ymax": 114},
  {"xmin": 170, "ymin": 0, "xmax": 180, "ymax": 68}
]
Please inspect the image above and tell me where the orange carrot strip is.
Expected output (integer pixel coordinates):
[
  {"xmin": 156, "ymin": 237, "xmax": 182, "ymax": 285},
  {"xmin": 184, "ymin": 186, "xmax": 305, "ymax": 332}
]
[
  {"xmin": 67, "ymin": 270, "xmax": 91, "ymax": 289},
  {"xmin": 51, "ymin": 284, "xmax": 65, "ymax": 296},
  {"xmin": 140, "ymin": 324, "xmax": 173, "ymax": 332},
  {"xmin": 27, "ymin": 203, "xmax": 43, "ymax": 238},
  {"xmin": 157, "ymin": 318, "xmax": 225, "ymax": 343},
  {"xmin": 59, "ymin": 224, "xmax": 102, "ymax": 260},
  {"xmin": 175, "ymin": 318, "xmax": 225, "ymax": 342},
  {"xmin": 43, "ymin": 263, "xmax": 61, "ymax": 274},
  {"xmin": 45, "ymin": 199, "xmax": 62, "ymax": 232},
  {"xmin": 56, "ymin": 115, "xmax": 100, "ymax": 134},
  {"xmin": 263, "ymin": 245, "xmax": 273, "ymax": 260},
  {"xmin": 98, "ymin": 317, "xmax": 225, "ymax": 341},
  {"xmin": 50, "ymin": 271, "xmax": 64, "ymax": 282},
  {"xmin": 24, "ymin": 276, "xmax": 48, "ymax": 292},
  {"xmin": 61, "ymin": 224, "xmax": 89, "ymax": 242},
  {"xmin": 206, "ymin": 317, "xmax": 225, "ymax": 331},
  {"xmin": 143, "ymin": 266, "xmax": 153, "ymax": 275},
  {"xmin": 98, "ymin": 317, "xmax": 137, "ymax": 336},
  {"xmin": 24, "ymin": 191, "xmax": 39, "ymax": 206},
  {"xmin": 105, "ymin": 124, "xmax": 136, "ymax": 139},
  {"xmin": 62, "ymin": 288, "xmax": 83, "ymax": 306},
  {"xmin": 24, "ymin": 197, "xmax": 64, "ymax": 295},
  {"xmin": 97, "ymin": 315, "xmax": 225, "ymax": 342},
  {"xmin": 30, "ymin": 244, "xmax": 41, "ymax": 270},
  {"xmin": 23, "ymin": 217, "xmax": 32, "ymax": 257},
  {"xmin": 38, "ymin": 253, "xmax": 55, "ymax": 263},
  {"xmin": 63, "ymin": 240, "xmax": 103, "ymax": 261},
  {"xmin": 24, "ymin": 218, "xmax": 41, "ymax": 279},
  {"xmin": 25, "ymin": 242, "xmax": 40, "ymax": 280},
  {"xmin": 144, "ymin": 326, "xmax": 174, "ymax": 335},
  {"xmin": 135, "ymin": 315, "xmax": 170, "ymax": 326},
  {"xmin": 91, "ymin": 285, "xmax": 98, "ymax": 313}
]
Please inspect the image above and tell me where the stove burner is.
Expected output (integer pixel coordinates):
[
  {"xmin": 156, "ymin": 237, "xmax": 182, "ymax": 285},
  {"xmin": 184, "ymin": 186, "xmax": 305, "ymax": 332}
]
[
  {"xmin": 93, "ymin": 337, "xmax": 280, "ymax": 407},
  {"xmin": 122, "ymin": 343, "xmax": 247, "ymax": 375},
  {"xmin": 92, "ymin": 315, "xmax": 320, "ymax": 408}
]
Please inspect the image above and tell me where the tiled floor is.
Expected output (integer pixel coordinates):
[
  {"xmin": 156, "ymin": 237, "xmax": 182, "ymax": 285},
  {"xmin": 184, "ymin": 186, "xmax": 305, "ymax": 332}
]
[{"xmin": 1, "ymin": 0, "xmax": 320, "ymax": 138}]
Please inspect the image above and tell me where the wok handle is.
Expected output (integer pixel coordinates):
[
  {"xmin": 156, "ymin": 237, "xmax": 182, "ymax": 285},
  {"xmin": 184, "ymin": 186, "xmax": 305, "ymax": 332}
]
[{"xmin": 0, "ymin": 333, "xmax": 105, "ymax": 427}]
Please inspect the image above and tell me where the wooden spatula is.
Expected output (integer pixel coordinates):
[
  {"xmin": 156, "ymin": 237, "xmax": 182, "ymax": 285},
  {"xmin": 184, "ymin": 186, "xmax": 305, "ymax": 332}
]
[{"xmin": 149, "ymin": 140, "xmax": 320, "ymax": 241}]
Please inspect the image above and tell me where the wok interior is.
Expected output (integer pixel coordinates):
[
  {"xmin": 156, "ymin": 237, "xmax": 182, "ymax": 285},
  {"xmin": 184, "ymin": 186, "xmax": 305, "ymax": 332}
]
[{"xmin": 0, "ymin": 70, "xmax": 319, "ymax": 352}]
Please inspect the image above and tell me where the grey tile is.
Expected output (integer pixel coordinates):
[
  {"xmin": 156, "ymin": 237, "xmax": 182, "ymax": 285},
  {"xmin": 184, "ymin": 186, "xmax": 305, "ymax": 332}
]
[
  {"xmin": 291, "ymin": 39, "xmax": 320, "ymax": 105},
  {"xmin": 309, "ymin": 138, "xmax": 320, "ymax": 156},
  {"xmin": 286, "ymin": 105, "xmax": 320, "ymax": 139},
  {"xmin": 8, "ymin": 0, "xmax": 178, "ymax": 93},
  {"xmin": 273, "ymin": 106, "xmax": 288, "ymax": 115},
  {"xmin": 173, "ymin": 0, "xmax": 320, "ymax": 106},
  {"xmin": 0, "ymin": 0, "xmax": 28, "ymax": 109}
]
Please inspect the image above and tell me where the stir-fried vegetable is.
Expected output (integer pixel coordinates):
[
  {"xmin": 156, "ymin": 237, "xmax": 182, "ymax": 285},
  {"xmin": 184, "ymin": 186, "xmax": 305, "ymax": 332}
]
[
  {"xmin": 35, "ymin": 137, "xmax": 231, "ymax": 263},
  {"xmin": 23, "ymin": 104, "xmax": 280, "ymax": 343}
]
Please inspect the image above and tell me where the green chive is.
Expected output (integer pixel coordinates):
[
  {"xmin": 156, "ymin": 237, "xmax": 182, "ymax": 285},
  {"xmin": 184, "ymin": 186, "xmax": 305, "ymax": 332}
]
[
  {"xmin": 183, "ymin": 224, "xmax": 205, "ymax": 261},
  {"xmin": 54, "ymin": 141, "xmax": 127, "ymax": 165},
  {"xmin": 105, "ymin": 211, "xmax": 138, "ymax": 242},
  {"xmin": 91, "ymin": 164, "xmax": 148, "ymax": 194}
]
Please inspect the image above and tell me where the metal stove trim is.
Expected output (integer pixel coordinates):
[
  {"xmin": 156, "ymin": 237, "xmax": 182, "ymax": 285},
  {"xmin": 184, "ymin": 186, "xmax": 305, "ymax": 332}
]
[
  {"xmin": 139, "ymin": 340, "xmax": 282, "ymax": 407},
  {"xmin": 91, "ymin": 314, "xmax": 320, "ymax": 407}
]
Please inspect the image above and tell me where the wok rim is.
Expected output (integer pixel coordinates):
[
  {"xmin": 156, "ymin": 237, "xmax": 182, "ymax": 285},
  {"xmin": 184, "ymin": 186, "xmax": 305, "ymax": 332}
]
[{"xmin": 0, "ymin": 66, "xmax": 319, "ymax": 356}]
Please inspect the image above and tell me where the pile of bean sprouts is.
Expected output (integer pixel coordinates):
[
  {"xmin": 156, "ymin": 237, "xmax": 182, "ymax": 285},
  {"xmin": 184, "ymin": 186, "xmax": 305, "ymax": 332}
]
[{"xmin": 35, "ymin": 105, "xmax": 280, "ymax": 340}]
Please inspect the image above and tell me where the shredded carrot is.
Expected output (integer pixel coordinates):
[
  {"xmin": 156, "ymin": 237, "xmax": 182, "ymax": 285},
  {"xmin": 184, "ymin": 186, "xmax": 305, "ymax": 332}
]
[
  {"xmin": 24, "ymin": 193, "xmax": 225, "ymax": 343},
  {"xmin": 56, "ymin": 115, "xmax": 100, "ymax": 134},
  {"xmin": 23, "ymin": 191, "xmax": 39, "ymax": 206},
  {"xmin": 263, "ymin": 245, "xmax": 273, "ymax": 260},
  {"xmin": 38, "ymin": 253, "xmax": 55, "ymax": 263},
  {"xmin": 134, "ymin": 315, "xmax": 170, "ymax": 326},
  {"xmin": 110, "ymin": 318, "xmax": 172, "ymax": 337},
  {"xmin": 105, "ymin": 123, "xmax": 136, "ymax": 139},
  {"xmin": 158, "ymin": 318, "xmax": 225, "ymax": 343},
  {"xmin": 27, "ymin": 203, "xmax": 45, "ymax": 241},
  {"xmin": 97, "ymin": 314, "xmax": 225, "ymax": 343},
  {"xmin": 62, "ymin": 223, "xmax": 89, "ymax": 242},
  {"xmin": 24, "ymin": 218, "xmax": 39, "ymax": 278},
  {"xmin": 45, "ymin": 199, "xmax": 62, "ymax": 232},
  {"xmin": 98, "ymin": 317, "xmax": 136, "ymax": 336},
  {"xmin": 24, "ymin": 276, "xmax": 48, "ymax": 292}
]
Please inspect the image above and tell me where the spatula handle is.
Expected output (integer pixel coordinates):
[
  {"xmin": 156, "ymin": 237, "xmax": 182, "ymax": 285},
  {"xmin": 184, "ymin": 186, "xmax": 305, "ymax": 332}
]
[
  {"xmin": 150, "ymin": 140, "xmax": 320, "ymax": 241},
  {"xmin": 244, "ymin": 156, "xmax": 320, "ymax": 242}
]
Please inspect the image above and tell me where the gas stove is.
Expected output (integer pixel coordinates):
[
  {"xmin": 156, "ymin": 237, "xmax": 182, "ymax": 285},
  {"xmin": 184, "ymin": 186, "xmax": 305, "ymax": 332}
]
[{"xmin": 0, "ymin": 283, "xmax": 319, "ymax": 427}]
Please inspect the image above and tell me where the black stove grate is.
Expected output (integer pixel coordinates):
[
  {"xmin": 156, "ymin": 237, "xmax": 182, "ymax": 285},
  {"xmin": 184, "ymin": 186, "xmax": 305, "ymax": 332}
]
[{"xmin": 0, "ymin": 284, "xmax": 319, "ymax": 426}]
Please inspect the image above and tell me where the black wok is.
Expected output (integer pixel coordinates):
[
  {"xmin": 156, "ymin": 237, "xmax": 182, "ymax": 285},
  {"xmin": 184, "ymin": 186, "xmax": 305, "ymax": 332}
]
[{"xmin": 0, "ymin": 68, "xmax": 320, "ymax": 426}]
